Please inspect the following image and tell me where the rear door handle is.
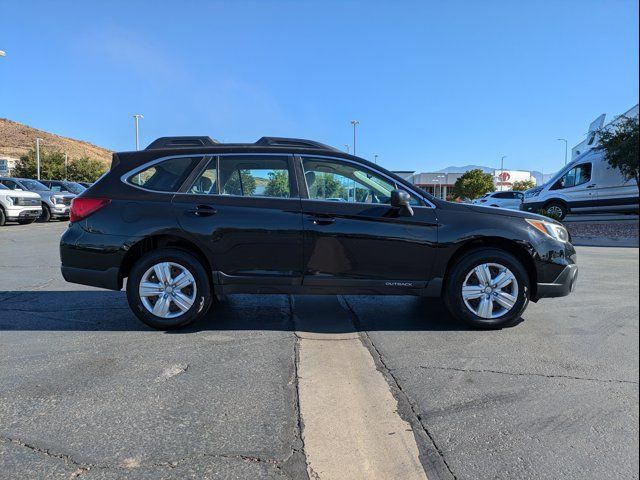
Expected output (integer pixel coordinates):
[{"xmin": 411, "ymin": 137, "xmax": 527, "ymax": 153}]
[
  {"xmin": 307, "ymin": 215, "xmax": 335, "ymax": 225},
  {"xmin": 187, "ymin": 204, "xmax": 217, "ymax": 217}
]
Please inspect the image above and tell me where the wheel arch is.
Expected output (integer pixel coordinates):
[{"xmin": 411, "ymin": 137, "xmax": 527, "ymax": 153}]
[
  {"xmin": 119, "ymin": 234, "xmax": 213, "ymax": 285},
  {"xmin": 443, "ymin": 236, "xmax": 538, "ymax": 300},
  {"xmin": 543, "ymin": 198, "xmax": 569, "ymax": 211}
]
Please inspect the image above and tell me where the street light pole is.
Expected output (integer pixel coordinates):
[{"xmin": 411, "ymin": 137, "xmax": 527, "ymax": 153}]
[
  {"xmin": 350, "ymin": 120, "xmax": 359, "ymax": 156},
  {"xmin": 64, "ymin": 153, "xmax": 68, "ymax": 180},
  {"xmin": 499, "ymin": 155, "xmax": 507, "ymax": 191},
  {"xmin": 374, "ymin": 154, "xmax": 378, "ymax": 164},
  {"xmin": 557, "ymin": 138, "xmax": 568, "ymax": 165},
  {"xmin": 35, "ymin": 138, "xmax": 43, "ymax": 180},
  {"xmin": 133, "ymin": 114, "xmax": 144, "ymax": 151}
]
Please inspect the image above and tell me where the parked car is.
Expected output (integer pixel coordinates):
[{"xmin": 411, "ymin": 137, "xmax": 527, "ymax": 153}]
[
  {"xmin": 0, "ymin": 177, "xmax": 75, "ymax": 222},
  {"xmin": 60, "ymin": 136, "xmax": 578, "ymax": 330},
  {"xmin": 41, "ymin": 180, "xmax": 87, "ymax": 195},
  {"xmin": 472, "ymin": 191, "xmax": 525, "ymax": 210},
  {"xmin": 0, "ymin": 182, "xmax": 42, "ymax": 226},
  {"xmin": 522, "ymin": 149, "xmax": 639, "ymax": 220}
]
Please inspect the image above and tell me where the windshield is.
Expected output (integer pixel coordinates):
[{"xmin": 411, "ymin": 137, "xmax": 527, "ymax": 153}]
[
  {"xmin": 0, "ymin": 183, "xmax": 8, "ymax": 190},
  {"xmin": 20, "ymin": 179, "xmax": 49, "ymax": 191}
]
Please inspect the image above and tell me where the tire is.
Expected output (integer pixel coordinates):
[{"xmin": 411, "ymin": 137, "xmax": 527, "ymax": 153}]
[
  {"xmin": 126, "ymin": 248, "xmax": 213, "ymax": 330},
  {"xmin": 38, "ymin": 204, "xmax": 51, "ymax": 222},
  {"xmin": 17, "ymin": 218, "xmax": 36, "ymax": 225},
  {"xmin": 0, "ymin": 208, "xmax": 5, "ymax": 226},
  {"xmin": 544, "ymin": 202, "xmax": 567, "ymax": 221},
  {"xmin": 444, "ymin": 248, "xmax": 530, "ymax": 329}
]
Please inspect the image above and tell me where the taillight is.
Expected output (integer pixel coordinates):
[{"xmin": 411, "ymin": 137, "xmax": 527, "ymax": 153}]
[{"xmin": 70, "ymin": 197, "xmax": 111, "ymax": 222}]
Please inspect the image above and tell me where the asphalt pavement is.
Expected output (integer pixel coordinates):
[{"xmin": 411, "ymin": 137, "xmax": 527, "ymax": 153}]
[{"xmin": 0, "ymin": 222, "xmax": 638, "ymax": 479}]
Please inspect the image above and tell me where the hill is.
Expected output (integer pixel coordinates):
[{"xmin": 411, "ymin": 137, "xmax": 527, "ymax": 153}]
[{"xmin": 0, "ymin": 118, "xmax": 112, "ymax": 164}]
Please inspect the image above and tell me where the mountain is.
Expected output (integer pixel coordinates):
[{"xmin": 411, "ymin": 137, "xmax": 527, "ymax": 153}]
[
  {"xmin": 436, "ymin": 165, "xmax": 494, "ymax": 174},
  {"xmin": 0, "ymin": 118, "xmax": 112, "ymax": 164}
]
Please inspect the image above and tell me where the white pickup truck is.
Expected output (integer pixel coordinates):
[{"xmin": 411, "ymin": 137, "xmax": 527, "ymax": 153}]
[{"xmin": 0, "ymin": 182, "xmax": 42, "ymax": 226}]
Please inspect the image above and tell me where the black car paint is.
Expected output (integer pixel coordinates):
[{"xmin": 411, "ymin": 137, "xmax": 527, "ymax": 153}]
[{"xmin": 60, "ymin": 146, "xmax": 577, "ymax": 301}]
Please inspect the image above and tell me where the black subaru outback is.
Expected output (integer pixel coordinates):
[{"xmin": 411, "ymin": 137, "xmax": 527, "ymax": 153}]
[{"xmin": 60, "ymin": 136, "xmax": 578, "ymax": 329}]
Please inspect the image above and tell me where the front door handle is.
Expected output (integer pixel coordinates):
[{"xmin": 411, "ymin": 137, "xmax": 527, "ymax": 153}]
[
  {"xmin": 586, "ymin": 184, "xmax": 597, "ymax": 189},
  {"xmin": 187, "ymin": 204, "xmax": 217, "ymax": 217},
  {"xmin": 308, "ymin": 215, "xmax": 335, "ymax": 225}
]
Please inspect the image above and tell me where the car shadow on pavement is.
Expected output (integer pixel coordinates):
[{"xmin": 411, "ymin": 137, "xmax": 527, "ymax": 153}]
[{"xmin": 0, "ymin": 291, "xmax": 518, "ymax": 332}]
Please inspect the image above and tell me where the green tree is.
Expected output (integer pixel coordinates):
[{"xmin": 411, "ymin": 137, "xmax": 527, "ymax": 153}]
[
  {"xmin": 264, "ymin": 170, "xmax": 290, "ymax": 197},
  {"xmin": 311, "ymin": 173, "xmax": 347, "ymax": 199},
  {"xmin": 453, "ymin": 169, "xmax": 495, "ymax": 200},
  {"xmin": 224, "ymin": 170, "xmax": 256, "ymax": 196},
  {"xmin": 512, "ymin": 179, "xmax": 536, "ymax": 191},
  {"xmin": 595, "ymin": 116, "xmax": 639, "ymax": 190},
  {"xmin": 67, "ymin": 156, "xmax": 108, "ymax": 182},
  {"xmin": 13, "ymin": 150, "xmax": 66, "ymax": 180}
]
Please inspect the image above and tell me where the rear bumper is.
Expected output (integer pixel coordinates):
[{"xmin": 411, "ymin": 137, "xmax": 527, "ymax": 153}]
[
  {"xmin": 61, "ymin": 265, "xmax": 121, "ymax": 290},
  {"xmin": 534, "ymin": 263, "xmax": 579, "ymax": 300}
]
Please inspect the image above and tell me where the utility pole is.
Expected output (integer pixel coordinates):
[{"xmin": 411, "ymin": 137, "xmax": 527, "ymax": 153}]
[
  {"xmin": 499, "ymin": 155, "xmax": 507, "ymax": 191},
  {"xmin": 133, "ymin": 114, "xmax": 144, "ymax": 150},
  {"xmin": 374, "ymin": 154, "xmax": 378, "ymax": 164},
  {"xmin": 35, "ymin": 138, "xmax": 43, "ymax": 180},
  {"xmin": 350, "ymin": 120, "xmax": 359, "ymax": 156},
  {"xmin": 557, "ymin": 138, "xmax": 568, "ymax": 165}
]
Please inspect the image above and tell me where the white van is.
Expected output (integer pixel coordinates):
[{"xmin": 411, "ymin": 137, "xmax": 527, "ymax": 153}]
[{"xmin": 521, "ymin": 149, "xmax": 639, "ymax": 220}]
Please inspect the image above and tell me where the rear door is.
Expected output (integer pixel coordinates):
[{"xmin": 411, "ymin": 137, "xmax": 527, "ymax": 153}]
[
  {"xmin": 173, "ymin": 154, "xmax": 304, "ymax": 286},
  {"xmin": 297, "ymin": 155, "xmax": 438, "ymax": 291}
]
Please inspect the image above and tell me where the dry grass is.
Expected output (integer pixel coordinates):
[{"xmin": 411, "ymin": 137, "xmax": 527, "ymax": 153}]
[{"xmin": 0, "ymin": 118, "xmax": 112, "ymax": 164}]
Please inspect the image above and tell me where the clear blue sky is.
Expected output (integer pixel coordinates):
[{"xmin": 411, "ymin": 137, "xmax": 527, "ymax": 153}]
[{"xmin": 1, "ymin": 0, "xmax": 638, "ymax": 174}]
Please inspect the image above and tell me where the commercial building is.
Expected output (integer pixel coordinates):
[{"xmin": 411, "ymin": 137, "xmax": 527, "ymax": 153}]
[
  {"xmin": 397, "ymin": 169, "xmax": 537, "ymax": 199},
  {"xmin": 572, "ymin": 104, "xmax": 639, "ymax": 160}
]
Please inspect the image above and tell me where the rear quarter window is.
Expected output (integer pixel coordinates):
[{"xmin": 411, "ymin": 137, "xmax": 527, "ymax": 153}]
[{"xmin": 127, "ymin": 156, "xmax": 202, "ymax": 192}]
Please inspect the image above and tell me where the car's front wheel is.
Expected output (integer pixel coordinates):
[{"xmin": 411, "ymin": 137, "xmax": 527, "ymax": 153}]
[
  {"xmin": 126, "ymin": 248, "xmax": 213, "ymax": 329},
  {"xmin": 444, "ymin": 248, "xmax": 530, "ymax": 328}
]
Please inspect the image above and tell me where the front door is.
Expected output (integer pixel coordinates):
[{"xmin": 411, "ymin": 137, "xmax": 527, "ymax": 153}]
[
  {"xmin": 550, "ymin": 162, "xmax": 596, "ymax": 212},
  {"xmin": 298, "ymin": 156, "xmax": 438, "ymax": 292},
  {"xmin": 173, "ymin": 154, "xmax": 304, "ymax": 286}
]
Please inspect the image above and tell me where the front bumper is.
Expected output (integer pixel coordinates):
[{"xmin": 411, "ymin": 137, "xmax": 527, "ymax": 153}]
[
  {"xmin": 51, "ymin": 204, "xmax": 71, "ymax": 218},
  {"xmin": 535, "ymin": 263, "xmax": 579, "ymax": 299},
  {"xmin": 521, "ymin": 201, "xmax": 545, "ymax": 213},
  {"xmin": 5, "ymin": 205, "xmax": 42, "ymax": 221}
]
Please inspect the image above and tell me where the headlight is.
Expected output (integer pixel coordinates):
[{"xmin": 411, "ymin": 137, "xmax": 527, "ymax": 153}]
[
  {"xmin": 5, "ymin": 195, "xmax": 14, "ymax": 205},
  {"xmin": 526, "ymin": 219, "xmax": 570, "ymax": 243},
  {"xmin": 50, "ymin": 195, "xmax": 63, "ymax": 204}
]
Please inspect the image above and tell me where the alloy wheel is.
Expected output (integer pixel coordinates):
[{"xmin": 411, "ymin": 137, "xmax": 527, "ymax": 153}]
[
  {"xmin": 461, "ymin": 263, "xmax": 519, "ymax": 319},
  {"xmin": 139, "ymin": 262, "xmax": 197, "ymax": 319}
]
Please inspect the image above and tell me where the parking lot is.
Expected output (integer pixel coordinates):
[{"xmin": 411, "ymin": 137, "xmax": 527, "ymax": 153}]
[{"xmin": 1, "ymin": 222, "xmax": 638, "ymax": 479}]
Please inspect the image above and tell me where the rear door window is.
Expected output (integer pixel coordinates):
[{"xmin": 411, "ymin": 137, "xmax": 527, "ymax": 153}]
[
  {"xmin": 219, "ymin": 156, "xmax": 292, "ymax": 198},
  {"xmin": 128, "ymin": 156, "xmax": 202, "ymax": 192}
]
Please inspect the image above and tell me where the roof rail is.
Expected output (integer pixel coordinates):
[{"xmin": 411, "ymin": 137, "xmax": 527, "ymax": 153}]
[
  {"xmin": 145, "ymin": 136, "xmax": 219, "ymax": 150},
  {"xmin": 255, "ymin": 137, "xmax": 339, "ymax": 151}
]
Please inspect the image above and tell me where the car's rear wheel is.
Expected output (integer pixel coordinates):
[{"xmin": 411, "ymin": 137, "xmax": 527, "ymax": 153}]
[
  {"xmin": 444, "ymin": 248, "xmax": 530, "ymax": 328},
  {"xmin": 38, "ymin": 204, "xmax": 51, "ymax": 222},
  {"xmin": 126, "ymin": 248, "xmax": 213, "ymax": 330}
]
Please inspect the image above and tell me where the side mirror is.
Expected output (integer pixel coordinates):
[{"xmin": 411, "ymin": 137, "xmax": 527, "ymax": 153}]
[{"xmin": 390, "ymin": 189, "xmax": 414, "ymax": 216}]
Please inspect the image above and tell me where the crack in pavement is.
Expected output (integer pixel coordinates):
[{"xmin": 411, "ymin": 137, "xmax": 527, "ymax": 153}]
[
  {"xmin": 2, "ymin": 436, "xmax": 289, "ymax": 478},
  {"xmin": 419, "ymin": 365, "xmax": 639, "ymax": 385},
  {"xmin": 287, "ymin": 295, "xmax": 311, "ymax": 480},
  {"xmin": 339, "ymin": 296, "xmax": 457, "ymax": 480}
]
